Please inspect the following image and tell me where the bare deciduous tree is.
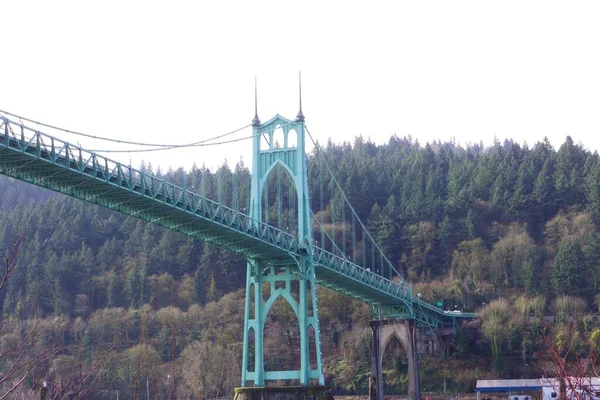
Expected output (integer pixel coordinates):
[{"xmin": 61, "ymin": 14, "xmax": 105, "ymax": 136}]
[
  {"xmin": 537, "ymin": 325, "xmax": 600, "ymax": 400},
  {"xmin": 0, "ymin": 234, "xmax": 113, "ymax": 399},
  {"xmin": 178, "ymin": 340, "xmax": 239, "ymax": 400},
  {"xmin": 0, "ymin": 233, "xmax": 62, "ymax": 399}
]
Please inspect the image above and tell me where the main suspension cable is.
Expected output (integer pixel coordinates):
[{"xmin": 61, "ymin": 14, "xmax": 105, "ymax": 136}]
[
  {"xmin": 86, "ymin": 132, "xmax": 258, "ymax": 153},
  {"xmin": 1, "ymin": 111, "xmax": 300, "ymax": 156},
  {"xmin": 0, "ymin": 108, "xmax": 251, "ymax": 148},
  {"xmin": 85, "ymin": 119, "xmax": 297, "ymax": 153},
  {"xmin": 305, "ymin": 125, "xmax": 403, "ymax": 281}
]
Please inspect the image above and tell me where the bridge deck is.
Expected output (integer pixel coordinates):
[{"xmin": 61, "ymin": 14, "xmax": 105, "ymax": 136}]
[{"xmin": 0, "ymin": 117, "xmax": 475, "ymax": 326}]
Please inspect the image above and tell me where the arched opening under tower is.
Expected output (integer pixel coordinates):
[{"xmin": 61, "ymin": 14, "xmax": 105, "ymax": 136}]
[
  {"xmin": 261, "ymin": 164, "xmax": 298, "ymax": 236},
  {"xmin": 382, "ymin": 334, "xmax": 408, "ymax": 395},
  {"xmin": 263, "ymin": 295, "xmax": 300, "ymax": 385}
]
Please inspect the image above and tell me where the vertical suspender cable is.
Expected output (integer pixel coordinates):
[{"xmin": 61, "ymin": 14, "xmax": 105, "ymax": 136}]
[
  {"xmin": 385, "ymin": 253, "xmax": 389, "ymax": 280},
  {"xmin": 305, "ymin": 126, "xmax": 404, "ymax": 281},
  {"xmin": 362, "ymin": 226, "xmax": 366, "ymax": 272},
  {"xmin": 288, "ymin": 173, "xmax": 293, "ymax": 233},
  {"xmin": 233, "ymin": 167, "xmax": 239, "ymax": 211},
  {"xmin": 277, "ymin": 168, "xmax": 282, "ymax": 229},
  {"xmin": 217, "ymin": 168, "xmax": 223, "ymax": 205},
  {"xmin": 342, "ymin": 199, "xmax": 346, "ymax": 257},
  {"xmin": 264, "ymin": 179, "xmax": 269, "ymax": 225},
  {"xmin": 201, "ymin": 170, "xmax": 205, "ymax": 198},
  {"xmin": 330, "ymin": 175, "xmax": 335, "ymax": 254},
  {"xmin": 371, "ymin": 242, "xmax": 375, "ymax": 276},
  {"xmin": 247, "ymin": 173, "xmax": 252, "ymax": 214},
  {"xmin": 320, "ymin": 160, "xmax": 325, "ymax": 248},
  {"xmin": 352, "ymin": 214, "xmax": 356, "ymax": 264}
]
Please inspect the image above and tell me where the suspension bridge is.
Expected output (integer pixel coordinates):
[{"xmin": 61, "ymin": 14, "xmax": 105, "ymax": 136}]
[{"xmin": 0, "ymin": 98, "xmax": 475, "ymax": 400}]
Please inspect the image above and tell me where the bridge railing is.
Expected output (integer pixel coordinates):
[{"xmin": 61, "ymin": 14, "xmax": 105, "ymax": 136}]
[
  {"xmin": 0, "ymin": 116, "xmax": 418, "ymax": 302},
  {"xmin": 307, "ymin": 138, "xmax": 408, "ymax": 293},
  {"xmin": 0, "ymin": 115, "xmax": 475, "ymax": 324},
  {"xmin": 0, "ymin": 116, "xmax": 303, "ymax": 257},
  {"xmin": 312, "ymin": 244, "xmax": 413, "ymax": 303}
]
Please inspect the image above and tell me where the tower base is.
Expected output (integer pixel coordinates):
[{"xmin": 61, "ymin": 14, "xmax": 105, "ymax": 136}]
[{"xmin": 234, "ymin": 386, "xmax": 331, "ymax": 400}]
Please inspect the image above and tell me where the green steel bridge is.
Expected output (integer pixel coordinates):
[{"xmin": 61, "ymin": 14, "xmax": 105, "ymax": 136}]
[{"xmin": 0, "ymin": 111, "xmax": 475, "ymax": 392}]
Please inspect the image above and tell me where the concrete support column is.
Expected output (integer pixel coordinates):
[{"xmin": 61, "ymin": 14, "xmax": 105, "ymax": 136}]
[
  {"xmin": 406, "ymin": 320, "xmax": 420, "ymax": 400},
  {"xmin": 369, "ymin": 320, "xmax": 383, "ymax": 400},
  {"xmin": 377, "ymin": 320, "xmax": 421, "ymax": 400}
]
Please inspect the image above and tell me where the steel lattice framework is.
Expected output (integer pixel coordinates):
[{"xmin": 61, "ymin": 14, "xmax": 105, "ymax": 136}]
[
  {"xmin": 0, "ymin": 115, "xmax": 476, "ymax": 384},
  {"xmin": 0, "ymin": 116, "xmax": 476, "ymax": 323}
]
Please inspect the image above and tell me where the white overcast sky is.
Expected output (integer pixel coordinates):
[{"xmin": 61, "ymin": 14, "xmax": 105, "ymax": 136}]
[{"xmin": 1, "ymin": 1, "xmax": 599, "ymax": 172}]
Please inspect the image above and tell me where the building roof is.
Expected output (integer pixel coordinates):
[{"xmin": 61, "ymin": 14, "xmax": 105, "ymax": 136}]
[
  {"xmin": 476, "ymin": 378, "xmax": 600, "ymax": 393},
  {"xmin": 476, "ymin": 379, "xmax": 544, "ymax": 393}
]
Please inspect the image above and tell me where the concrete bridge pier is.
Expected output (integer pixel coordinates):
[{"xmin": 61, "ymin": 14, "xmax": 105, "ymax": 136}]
[{"xmin": 370, "ymin": 319, "xmax": 420, "ymax": 400}]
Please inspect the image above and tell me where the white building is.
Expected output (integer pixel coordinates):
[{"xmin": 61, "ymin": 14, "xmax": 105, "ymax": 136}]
[{"xmin": 476, "ymin": 378, "xmax": 600, "ymax": 400}]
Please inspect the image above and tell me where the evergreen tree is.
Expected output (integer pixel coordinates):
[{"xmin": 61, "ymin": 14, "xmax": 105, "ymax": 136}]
[
  {"xmin": 586, "ymin": 160, "xmax": 600, "ymax": 221},
  {"xmin": 193, "ymin": 268, "xmax": 204, "ymax": 304},
  {"xmin": 106, "ymin": 271, "xmax": 121, "ymax": 308},
  {"xmin": 126, "ymin": 264, "xmax": 141, "ymax": 309},
  {"xmin": 534, "ymin": 158, "xmax": 555, "ymax": 206},
  {"xmin": 466, "ymin": 209, "xmax": 477, "ymax": 240},
  {"xmin": 207, "ymin": 272, "xmax": 218, "ymax": 303},
  {"xmin": 436, "ymin": 215, "xmax": 455, "ymax": 272},
  {"xmin": 552, "ymin": 240, "xmax": 587, "ymax": 297}
]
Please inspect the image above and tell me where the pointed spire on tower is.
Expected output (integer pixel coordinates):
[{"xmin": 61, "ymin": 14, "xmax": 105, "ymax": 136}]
[
  {"xmin": 296, "ymin": 70, "xmax": 305, "ymax": 122},
  {"xmin": 252, "ymin": 76, "xmax": 261, "ymax": 126}
]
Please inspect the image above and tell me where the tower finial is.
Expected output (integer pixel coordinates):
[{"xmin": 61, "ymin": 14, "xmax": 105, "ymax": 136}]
[
  {"xmin": 252, "ymin": 75, "xmax": 260, "ymax": 126},
  {"xmin": 296, "ymin": 70, "xmax": 305, "ymax": 122}
]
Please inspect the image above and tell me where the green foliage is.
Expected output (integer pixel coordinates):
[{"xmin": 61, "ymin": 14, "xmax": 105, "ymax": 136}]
[
  {"xmin": 480, "ymin": 299, "xmax": 522, "ymax": 372},
  {"xmin": 552, "ymin": 241, "xmax": 586, "ymax": 297},
  {"xmin": 3, "ymin": 134, "xmax": 600, "ymax": 395},
  {"xmin": 490, "ymin": 224, "xmax": 539, "ymax": 292},
  {"xmin": 178, "ymin": 340, "xmax": 240, "ymax": 400},
  {"xmin": 2, "ymin": 136, "xmax": 600, "ymax": 321},
  {"xmin": 451, "ymin": 238, "xmax": 490, "ymax": 292}
]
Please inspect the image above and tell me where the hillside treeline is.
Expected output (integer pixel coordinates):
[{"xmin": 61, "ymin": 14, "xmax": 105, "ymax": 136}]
[{"xmin": 1, "ymin": 134, "xmax": 600, "ymax": 396}]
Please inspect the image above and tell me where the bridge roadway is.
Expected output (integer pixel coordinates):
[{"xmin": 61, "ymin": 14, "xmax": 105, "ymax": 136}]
[{"xmin": 0, "ymin": 117, "xmax": 475, "ymax": 327}]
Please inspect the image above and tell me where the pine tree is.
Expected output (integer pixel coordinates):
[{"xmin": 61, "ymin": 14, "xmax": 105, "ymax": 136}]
[
  {"xmin": 126, "ymin": 264, "xmax": 141, "ymax": 308},
  {"xmin": 585, "ymin": 160, "xmax": 600, "ymax": 221},
  {"xmin": 534, "ymin": 158, "xmax": 554, "ymax": 205},
  {"xmin": 436, "ymin": 215, "xmax": 455, "ymax": 272},
  {"xmin": 207, "ymin": 272, "xmax": 218, "ymax": 303},
  {"xmin": 193, "ymin": 268, "xmax": 204, "ymax": 304},
  {"xmin": 552, "ymin": 240, "xmax": 586, "ymax": 297},
  {"xmin": 106, "ymin": 271, "xmax": 120, "ymax": 308},
  {"xmin": 139, "ymin": 263, "xmax": 148, "ymax": 305},
  {"xmin": 466, "ymin": 209, "xmax": 477, "ymax": 240}
]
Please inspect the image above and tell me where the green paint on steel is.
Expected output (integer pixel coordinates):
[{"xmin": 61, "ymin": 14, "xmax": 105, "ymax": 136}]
[
  {"xmin": 0, "ymin": 116, "xmax": 475, "ymax": 322},
  {"xmin": 0, "ymin": 116, "xmax": 478, "ymax": 323},
  {"xmin": 242, "ymin": 114, "xmax": 323, "ymax": 386},
  {"xmin": 0, "ymin": 115, "xmax": 477, "ymax": 379}
]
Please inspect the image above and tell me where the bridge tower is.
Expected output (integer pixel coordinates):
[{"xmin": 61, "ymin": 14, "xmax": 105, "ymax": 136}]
[{"xmin": 240, "ymin": 84, "xmax": 324, "ymax": 388}]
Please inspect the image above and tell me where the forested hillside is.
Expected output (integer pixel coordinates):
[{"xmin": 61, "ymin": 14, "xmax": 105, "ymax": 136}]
[{"xmin": 1, "ymin": 134, "xmax": 600, "ymax": 397}]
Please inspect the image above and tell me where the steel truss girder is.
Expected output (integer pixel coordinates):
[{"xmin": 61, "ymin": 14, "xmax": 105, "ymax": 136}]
[
  {"xmin": 0, "ymin": 115, "xmax": 478, "ymax": 332},
  {"xmin": 0, "ymin": 117, "xmax": 300, "ymax": 262}
]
